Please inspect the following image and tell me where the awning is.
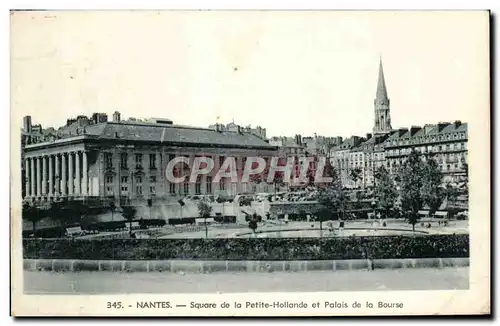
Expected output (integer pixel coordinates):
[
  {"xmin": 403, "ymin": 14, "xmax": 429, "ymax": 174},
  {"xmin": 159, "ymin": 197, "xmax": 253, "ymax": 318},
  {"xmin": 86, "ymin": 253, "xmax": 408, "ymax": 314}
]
[
  {"xmin": 418, "ymin": 210, "xmax": 430, "ymax": 215},
  {"xmin": 434, "ymin": 211, "xmax": 448, "ymax": 217}
]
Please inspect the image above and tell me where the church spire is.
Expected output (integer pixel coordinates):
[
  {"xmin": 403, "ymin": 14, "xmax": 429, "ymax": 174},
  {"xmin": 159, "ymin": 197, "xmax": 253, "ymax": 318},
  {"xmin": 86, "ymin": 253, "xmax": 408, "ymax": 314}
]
[
  {"xmin": 373, "ymin": 57, "xmax": 392, "ymax": 135},
  {"xmin": 375, "ymin": 58, "xmax": 389, "ymax": 104}
]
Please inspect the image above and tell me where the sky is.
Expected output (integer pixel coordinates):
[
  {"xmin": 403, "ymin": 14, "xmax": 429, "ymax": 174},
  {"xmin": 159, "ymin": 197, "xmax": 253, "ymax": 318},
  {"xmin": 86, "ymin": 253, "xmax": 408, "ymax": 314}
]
[{"xmin": 10, "ymin": 11, "xmax": 489, "ymax": 139}]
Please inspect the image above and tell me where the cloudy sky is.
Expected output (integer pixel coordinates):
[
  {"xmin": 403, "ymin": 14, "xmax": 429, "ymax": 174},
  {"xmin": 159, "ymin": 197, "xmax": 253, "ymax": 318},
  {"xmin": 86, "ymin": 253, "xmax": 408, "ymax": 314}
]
[{"xmin": 11, "ymin": 11, "xmax": 488, "ymax": 138}]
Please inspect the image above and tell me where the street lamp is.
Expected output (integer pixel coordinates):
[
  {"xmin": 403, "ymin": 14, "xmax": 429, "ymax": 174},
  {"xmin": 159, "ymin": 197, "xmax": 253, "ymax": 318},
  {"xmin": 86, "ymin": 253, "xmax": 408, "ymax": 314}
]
[{"xmin": 371, "ymin": 200, "xmax": 377, "ymax": 220}]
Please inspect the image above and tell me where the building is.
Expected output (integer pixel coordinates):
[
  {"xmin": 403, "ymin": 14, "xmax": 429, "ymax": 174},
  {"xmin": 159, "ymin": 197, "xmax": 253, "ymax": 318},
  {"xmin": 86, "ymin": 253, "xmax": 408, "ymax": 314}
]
[
  {"xmin": 22, "ymin": 112, "xmax": 278, "ymax": 208},
  {"xmin": 208, "ymin": 121, "xmax": 267, "ymax": 140},
  {"xmin": 330, "ymin": 59, "xmax": 468, "ymax": 188}
]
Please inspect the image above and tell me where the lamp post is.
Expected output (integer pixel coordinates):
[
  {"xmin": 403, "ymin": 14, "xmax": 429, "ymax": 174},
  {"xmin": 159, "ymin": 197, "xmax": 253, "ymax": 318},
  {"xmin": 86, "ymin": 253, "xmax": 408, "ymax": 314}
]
[{"xmin": 371, "ymin": 200, "xmax": 377, "ymax": 220}]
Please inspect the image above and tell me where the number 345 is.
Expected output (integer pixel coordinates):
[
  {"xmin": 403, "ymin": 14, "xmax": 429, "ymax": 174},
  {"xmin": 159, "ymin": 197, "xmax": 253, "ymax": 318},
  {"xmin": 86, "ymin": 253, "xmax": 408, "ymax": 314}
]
[{"xmin": 107, "ymin": 302, "xmax": 123, "ymax": 309}]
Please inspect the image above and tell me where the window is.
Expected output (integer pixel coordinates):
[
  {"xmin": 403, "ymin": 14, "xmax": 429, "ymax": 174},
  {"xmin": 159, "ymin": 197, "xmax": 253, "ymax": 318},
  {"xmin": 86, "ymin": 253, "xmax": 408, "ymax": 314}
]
[
  {"xmin": 195, "ymin": 182, "xmax": 201, "ymax": 195},
  {"xmin": 206, "ymin": 176, "xmax": 212, "ymax": 194},
  {"xmin": 149, "ymin": 154, "xmax": 157, "ymax": 169},
  {"xmin": 169, "ymin": 183, "xmax": 176, "ymax": 194},
  {"xmin": 136, "ymin": 185, "xmax": 143, "ymax": 195},
  {"xmin": 149, "ymin": 176, "xmax": 156, "ymax": 194},
  {"xmin": 219, "ymin": 156, "xmax": 225, "ymax": 167},
  {"xmin": 136, "ymin": 176, "xmax": 142, "ymax": 184},
  {"xmin": 121, "ymin": 176, "xmax": 128, "ymax": 193},
  {"xmin": 461, "ymin": 143, "xmax": 465, "ymax": 150},
  {"xmin": 135, "ymin": 153, "xmax": 143, "ymax": 169},
  {"xmin": 439, "ymin": 145, "xmax": 442, "ymax": 151},
  {"xmin": 446, "ymin": 164, "xmax": 450, "ymax": 171},
  {"xmin": 220, "ymin": 179, "xmax": 225, "ymax": 190},
  {"xmin": 106, "ymin": 176, "xmax": 113, "ymax": 184},
  {"xmin": 168, "ymin": 154, "xmax": 176, "ymax": 164},
  {"xmin": 183, "ymin": 182, "xmax": 190, "ymax": 194},
  {"xmin": 105, "ymin": 153, "xmax": 113, "ymax": 169},
  {"xmin": 120, "ymin": 153, "xmax": 128, "ymax": 169},
  {"xmin": 446, "ymin": 145, "xmax": 450, "ymax": 151}
]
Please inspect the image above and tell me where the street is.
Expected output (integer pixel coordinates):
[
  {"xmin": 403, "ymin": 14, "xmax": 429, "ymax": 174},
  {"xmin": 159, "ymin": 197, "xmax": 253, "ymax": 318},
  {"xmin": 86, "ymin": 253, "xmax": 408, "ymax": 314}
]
[{"xmin": 24, "ymin": 267, "xmax": 469, "ymax": 294}]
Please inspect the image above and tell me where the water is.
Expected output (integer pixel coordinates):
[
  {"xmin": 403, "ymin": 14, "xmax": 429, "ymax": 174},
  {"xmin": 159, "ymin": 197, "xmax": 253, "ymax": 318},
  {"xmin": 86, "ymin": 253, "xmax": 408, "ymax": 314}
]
[{"xmin": 24, "ymin": 267, "xmax": 469, "ymax": 294}]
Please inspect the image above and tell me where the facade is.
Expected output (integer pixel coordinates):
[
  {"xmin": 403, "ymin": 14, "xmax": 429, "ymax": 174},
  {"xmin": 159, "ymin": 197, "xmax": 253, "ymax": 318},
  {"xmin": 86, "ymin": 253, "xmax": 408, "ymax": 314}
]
[
  {"xmin": 22, "ymin": 113, "xmax": 278, "ymax": 207},
  {"xmin": 330, "ymin": 59, "xmax": 468, "ymax": 188}
]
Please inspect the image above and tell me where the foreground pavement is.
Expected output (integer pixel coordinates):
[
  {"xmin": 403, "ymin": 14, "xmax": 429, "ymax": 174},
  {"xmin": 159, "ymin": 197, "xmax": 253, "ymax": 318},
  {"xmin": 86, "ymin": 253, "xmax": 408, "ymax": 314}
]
[{"xmin": 24, "ymin": 267, "xmax": 469, "ymax": 294}]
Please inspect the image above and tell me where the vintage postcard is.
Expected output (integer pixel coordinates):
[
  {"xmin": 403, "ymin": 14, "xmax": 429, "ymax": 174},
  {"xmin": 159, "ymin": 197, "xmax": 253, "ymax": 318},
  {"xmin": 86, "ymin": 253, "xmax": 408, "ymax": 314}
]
[{"xmin": 10, "ymin": 10, "xmax": 490, "ymax": 316}]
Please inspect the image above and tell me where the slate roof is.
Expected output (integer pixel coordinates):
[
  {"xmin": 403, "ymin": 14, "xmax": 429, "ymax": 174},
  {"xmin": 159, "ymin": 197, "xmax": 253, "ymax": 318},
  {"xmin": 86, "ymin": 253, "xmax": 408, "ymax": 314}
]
[{"xmin": 83, "ymin": 121, "xmax": 276, "ymax": 149}]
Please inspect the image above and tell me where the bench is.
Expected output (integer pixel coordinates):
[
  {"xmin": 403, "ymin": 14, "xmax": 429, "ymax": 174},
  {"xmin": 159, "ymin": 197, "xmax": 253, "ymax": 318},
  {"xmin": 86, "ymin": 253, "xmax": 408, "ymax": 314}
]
[{"xmin": 66, "ymin": 226, "xmax": 84, "ymax": 237}]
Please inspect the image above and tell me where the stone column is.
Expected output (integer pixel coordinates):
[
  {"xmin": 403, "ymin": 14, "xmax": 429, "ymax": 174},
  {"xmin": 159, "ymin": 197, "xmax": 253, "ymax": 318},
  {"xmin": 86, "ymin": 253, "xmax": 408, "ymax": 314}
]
[
  {"xmin": 61, "ymin": 153, "xmax": 67, "ymax": 196},
  {"xmin": 55, "ymin": 154, "xmax": 60, "ymax": 195},
  {"xmin": 48, "ymin": 155, "xmax": 53, "ymax": 196},
  {"xmin": 41, "ymin": 156, "xmax": 47, "ymax": 195},
  {"xmin": 30, "ymin": 158, "xmax": 35, "ymax": 197},
  {"xmin": 36, "ymin": 157, "xmax": 42, "ymax": 197},
  {"xmin": 75, "ymin": 151, "xmax": 81, "ymax": 195},
  {"xmin": 25, "ymin": 159, "xmax": 30, "ymax": 198},
  {"xmin": 68, "ymin": 152, "xmax": 74, "ymax": 196},
  {"xmin": 82, "ymin": 151, "xmax": 88, "ymax": 196}
]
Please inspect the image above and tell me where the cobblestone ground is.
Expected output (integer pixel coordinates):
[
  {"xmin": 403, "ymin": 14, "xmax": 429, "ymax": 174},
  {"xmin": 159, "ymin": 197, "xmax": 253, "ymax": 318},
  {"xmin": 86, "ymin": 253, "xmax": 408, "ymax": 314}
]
[{"xmin": 24, "ymin": 267, "xmax": 469, "ymax": 294}]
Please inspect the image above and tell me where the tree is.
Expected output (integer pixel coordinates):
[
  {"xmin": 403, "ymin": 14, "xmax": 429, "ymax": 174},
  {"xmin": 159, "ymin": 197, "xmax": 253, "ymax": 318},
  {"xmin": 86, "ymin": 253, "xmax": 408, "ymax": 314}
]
[
  {"xmin": 374, "ymin": 166, "xmax": 398, "ymax": 218},
  {"xmin": 444, "ymin": 183, "xmax": 459, "ymax": 209},
  {"xmin": 398, "ymin": 151, "xmax": 425, "ymax": 232},
  {"xmin": 349, "ymin": 167, "xmax": 363, "ymax": 188},
  {"xmin": 316, "ymin": 170, "xmax": 346, "ymax": 235},
  {"xmin": 197, "ymin": 199, "xmax": 213, "ymax": 239},
  {"xmin": 421, "ymin": 157, "xmax": 445, "ymax": 216},
  {"xmin": 121, "ymin": 206, "xmax": 137, "ymax": 236},
  {"xmin": 22, "ymin": 202, "xmax": 43, "ymax": 237}
]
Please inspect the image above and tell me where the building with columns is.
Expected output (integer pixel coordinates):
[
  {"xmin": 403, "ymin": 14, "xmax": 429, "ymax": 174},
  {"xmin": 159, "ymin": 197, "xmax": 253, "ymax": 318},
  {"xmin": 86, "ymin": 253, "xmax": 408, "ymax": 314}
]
[{"xmin": 22, "ymin": 113, "xmax": 278, "ymax": 208}]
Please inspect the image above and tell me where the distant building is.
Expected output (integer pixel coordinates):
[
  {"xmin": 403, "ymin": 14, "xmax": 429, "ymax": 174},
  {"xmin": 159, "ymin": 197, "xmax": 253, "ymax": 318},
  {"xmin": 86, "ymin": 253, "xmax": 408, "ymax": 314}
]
[
  {"xmin": 208, "ymin": 121, "xmax": 267, "ymax": 140},
  {"xmin": 330, "ymin": 59, "xmax": 468, "ymax": 188}
]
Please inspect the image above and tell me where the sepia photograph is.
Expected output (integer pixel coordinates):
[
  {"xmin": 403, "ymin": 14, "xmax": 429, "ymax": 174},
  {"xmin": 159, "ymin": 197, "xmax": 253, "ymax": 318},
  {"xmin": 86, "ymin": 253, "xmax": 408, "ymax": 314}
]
[{"xmin": 10, "ymin": 10, "xmax": 490, "ymax": 316}]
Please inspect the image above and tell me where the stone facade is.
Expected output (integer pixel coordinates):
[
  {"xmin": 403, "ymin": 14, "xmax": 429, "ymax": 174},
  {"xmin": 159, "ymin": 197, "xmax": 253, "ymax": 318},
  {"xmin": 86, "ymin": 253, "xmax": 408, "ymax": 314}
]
[
  {"xmin": 22, "ymin": 116, "xmax": 279, "ymax": 207},
  {"xmin": 330, "ymin": 60, "xmax": 468, "ymax": 188}
]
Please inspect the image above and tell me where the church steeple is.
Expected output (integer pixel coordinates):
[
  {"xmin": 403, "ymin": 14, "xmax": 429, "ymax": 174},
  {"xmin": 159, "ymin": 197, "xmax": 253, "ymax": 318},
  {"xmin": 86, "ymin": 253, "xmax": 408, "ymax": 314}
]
[
  {"xmin": 373, "ymin": 58, "xmax": 392, "ymax": 135},
  {"xmin": 375, "ymin": 58, "xmax": 389, "ymax": 105}
]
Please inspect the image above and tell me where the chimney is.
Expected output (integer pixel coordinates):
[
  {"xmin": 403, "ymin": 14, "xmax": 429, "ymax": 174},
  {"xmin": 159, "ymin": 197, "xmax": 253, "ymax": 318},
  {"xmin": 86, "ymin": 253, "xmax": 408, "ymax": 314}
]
[
  {"xmin": 366, "ymin": 133, "xmax": 372, "ymax": 140},
  {"xmin": 437, "ymin": 122, "xmax": 449, "ymax": 132},
  {"xmin": 113, "ymin": 111, "xmax": 121, "ymax": 122},
  {"xmin": 410, "ymin": 126, "xmax": 421, "ymax": 136},
  {"xmin": 398, "ymin": 128, "xmax": 408, "ymax": 137},
  {"xmin": 92, "ymin": 113, "xmax": 108, "ymax": 124},
  {"xmin": 23, "ymin": 116, "xmax": 32, "ymax": 133},
  {"xmin": 454, "ymin": 120, "xmax": 462, "ymax": 128}
]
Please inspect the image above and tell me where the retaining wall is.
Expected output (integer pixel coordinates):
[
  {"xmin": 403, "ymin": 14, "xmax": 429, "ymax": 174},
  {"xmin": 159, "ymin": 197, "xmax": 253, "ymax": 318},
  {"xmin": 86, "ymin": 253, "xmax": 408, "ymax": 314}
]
[{"xmin": 23, "ymin": 257, "xmax": 469, "ymax": 273}]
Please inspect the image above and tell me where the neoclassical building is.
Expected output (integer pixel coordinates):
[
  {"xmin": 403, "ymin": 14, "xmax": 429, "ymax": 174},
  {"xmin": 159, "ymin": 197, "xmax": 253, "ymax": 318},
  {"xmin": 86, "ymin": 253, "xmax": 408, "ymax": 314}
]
[{"xmin": 22, "ymin": 112, "xmax": 279, "ymax": 207}]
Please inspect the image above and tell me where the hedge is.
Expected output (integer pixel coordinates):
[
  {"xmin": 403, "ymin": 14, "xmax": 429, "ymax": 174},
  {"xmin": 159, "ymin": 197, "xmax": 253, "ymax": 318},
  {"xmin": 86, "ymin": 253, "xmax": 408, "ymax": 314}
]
[{"xmin": 23, "ymin": 234, "xmax": 469, "ymax": 261}]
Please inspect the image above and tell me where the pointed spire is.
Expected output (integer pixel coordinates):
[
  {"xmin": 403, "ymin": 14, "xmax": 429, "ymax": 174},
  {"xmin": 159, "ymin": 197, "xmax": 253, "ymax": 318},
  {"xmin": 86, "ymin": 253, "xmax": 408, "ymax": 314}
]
[{"xmin": 376, "ymin": 58, "xmax": 389, "ymax": 104}]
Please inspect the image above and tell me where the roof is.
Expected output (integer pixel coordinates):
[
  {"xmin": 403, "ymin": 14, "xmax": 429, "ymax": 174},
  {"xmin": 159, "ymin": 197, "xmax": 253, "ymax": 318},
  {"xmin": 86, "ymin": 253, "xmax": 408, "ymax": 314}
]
[{"xmin": 28, "ymin": 121, "xmax": 277, "ymax": 150}]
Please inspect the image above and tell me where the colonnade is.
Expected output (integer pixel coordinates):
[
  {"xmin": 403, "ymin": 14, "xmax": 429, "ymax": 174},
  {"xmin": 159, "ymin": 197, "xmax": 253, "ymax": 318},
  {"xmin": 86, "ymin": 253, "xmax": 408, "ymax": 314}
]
[{"xmin": 24, "ymin": 151, "xmax": 88, "ymax": 198}]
